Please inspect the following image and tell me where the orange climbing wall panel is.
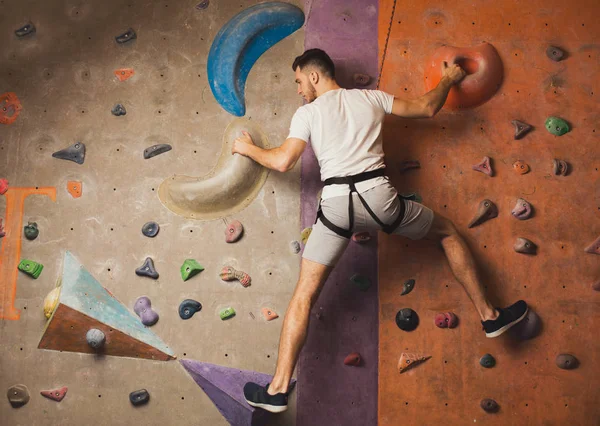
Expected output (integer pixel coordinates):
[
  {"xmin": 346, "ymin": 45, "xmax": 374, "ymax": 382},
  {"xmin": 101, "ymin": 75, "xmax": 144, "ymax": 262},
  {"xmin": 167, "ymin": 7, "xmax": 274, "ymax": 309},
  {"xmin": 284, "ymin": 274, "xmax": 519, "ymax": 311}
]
[{"xmin": 377, "ymin": 1, "xmax": 599, "ymax": 424}]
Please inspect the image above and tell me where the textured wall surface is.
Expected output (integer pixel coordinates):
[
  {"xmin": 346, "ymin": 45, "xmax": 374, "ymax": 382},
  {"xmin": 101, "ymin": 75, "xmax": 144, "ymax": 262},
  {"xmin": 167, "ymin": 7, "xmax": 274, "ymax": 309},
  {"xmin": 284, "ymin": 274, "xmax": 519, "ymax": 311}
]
[
  {"xmin": 0, "ymin": 1, "xmax": 304, "ymax": 425},
  {"xmin": 297, "ymin": 1, "xmax": 380, "ymax": 425},
  {"xmin": 377, "ymin": 0, "xmax": 599, "ymax": 424}
]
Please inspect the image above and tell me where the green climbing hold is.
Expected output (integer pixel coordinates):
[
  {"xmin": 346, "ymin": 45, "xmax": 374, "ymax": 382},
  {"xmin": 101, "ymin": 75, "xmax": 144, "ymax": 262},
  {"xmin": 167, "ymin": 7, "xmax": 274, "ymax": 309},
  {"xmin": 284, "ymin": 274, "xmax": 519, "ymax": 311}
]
[
  {"xmin": 24, "ymin": 222, "xmax": 39, "ymax": 240},
  {"xmin": 18, "ymin": 259, "xmax": 44, "ymax": 279},
  {"xmin": 545, "ymin": 116, "xmax": 570, "ymax": 136},
  {"xmin": 349, "ymin": 274, "xmax": 371, "ymax": 291},
  {"xmin": 219, "ymin": 307, "xmax": 236, "ymax": 320},
  {"xmin": 180, "ymin": 259, "xmax": 204, "ymax": 281}
]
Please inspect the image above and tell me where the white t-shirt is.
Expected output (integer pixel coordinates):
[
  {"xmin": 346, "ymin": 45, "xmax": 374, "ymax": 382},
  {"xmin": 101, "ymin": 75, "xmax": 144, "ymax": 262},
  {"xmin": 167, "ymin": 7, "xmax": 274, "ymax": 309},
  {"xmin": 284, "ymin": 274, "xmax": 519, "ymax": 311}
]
[{"xmin": 287, "ymin": 88, "xmax": 394, "ymax": 200}]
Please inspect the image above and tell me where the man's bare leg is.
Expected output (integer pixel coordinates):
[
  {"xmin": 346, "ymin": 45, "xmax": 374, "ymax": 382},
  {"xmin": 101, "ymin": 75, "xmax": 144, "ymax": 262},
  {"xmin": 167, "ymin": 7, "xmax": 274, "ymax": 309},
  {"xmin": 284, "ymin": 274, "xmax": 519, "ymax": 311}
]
[
  {"xmin": 267, "ymin": 258, "xmax": 333, "ymax": 395},
  {"xmin": 425, "ymin": 213, "xmax": 498, "ymax": 321}
]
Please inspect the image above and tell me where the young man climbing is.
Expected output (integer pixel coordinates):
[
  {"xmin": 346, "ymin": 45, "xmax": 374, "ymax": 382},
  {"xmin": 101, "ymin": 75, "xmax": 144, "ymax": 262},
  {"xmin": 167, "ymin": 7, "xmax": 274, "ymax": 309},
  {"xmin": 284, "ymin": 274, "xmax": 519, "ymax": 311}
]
[{"xmin": 233, "ymin": 49, "xmax": 528, "ymax": 413}]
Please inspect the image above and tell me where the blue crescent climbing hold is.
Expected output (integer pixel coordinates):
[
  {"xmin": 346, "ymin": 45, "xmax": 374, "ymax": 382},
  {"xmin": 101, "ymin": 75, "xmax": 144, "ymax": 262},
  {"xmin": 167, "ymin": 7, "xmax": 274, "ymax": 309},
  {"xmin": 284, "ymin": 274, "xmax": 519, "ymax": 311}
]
[{"xmin": 207, "ymin": 2, "xmax": 304, "ymax": 116}]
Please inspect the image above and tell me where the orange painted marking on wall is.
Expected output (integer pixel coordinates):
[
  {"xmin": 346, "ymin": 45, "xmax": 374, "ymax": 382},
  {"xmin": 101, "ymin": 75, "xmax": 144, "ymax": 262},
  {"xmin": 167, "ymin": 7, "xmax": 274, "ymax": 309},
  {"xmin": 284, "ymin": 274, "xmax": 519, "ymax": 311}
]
[
  {"xmin": 0, "ymin": 187, "xmax": 56, "ymax": 320},
  {"xmin": 67, "ymin": 181, "xmax": 82, "ymax": 198}
]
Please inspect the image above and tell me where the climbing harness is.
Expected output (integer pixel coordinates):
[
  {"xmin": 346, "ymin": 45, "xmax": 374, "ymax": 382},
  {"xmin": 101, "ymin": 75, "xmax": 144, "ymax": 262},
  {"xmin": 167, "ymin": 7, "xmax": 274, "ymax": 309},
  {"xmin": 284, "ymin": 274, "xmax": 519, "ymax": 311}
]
[{"xmin": 315, "ymin": 168, "xmax": 406, "ymax": 239}]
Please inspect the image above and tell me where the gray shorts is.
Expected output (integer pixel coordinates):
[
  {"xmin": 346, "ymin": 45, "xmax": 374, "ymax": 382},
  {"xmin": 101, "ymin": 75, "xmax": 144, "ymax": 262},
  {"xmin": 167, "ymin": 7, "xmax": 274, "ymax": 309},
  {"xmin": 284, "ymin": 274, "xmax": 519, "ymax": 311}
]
[{"xmin": 302, "ymin": 182, "xmax": 434, "ymax": 266}]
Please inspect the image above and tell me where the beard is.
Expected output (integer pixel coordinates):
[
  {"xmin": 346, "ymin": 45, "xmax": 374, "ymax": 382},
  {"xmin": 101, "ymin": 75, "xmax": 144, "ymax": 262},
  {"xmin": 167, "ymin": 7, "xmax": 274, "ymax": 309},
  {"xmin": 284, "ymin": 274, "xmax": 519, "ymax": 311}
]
[{"xmin": 305, "ymin": 81, "xmax": 317, "ymax": 103}]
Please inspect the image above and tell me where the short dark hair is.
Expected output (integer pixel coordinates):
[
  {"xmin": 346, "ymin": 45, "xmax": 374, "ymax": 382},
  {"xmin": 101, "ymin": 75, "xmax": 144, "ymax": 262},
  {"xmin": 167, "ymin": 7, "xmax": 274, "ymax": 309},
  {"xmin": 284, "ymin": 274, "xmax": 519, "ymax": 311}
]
[{"xmin": 292, "ymin": 49, "xmax": 335, "ymax": 79}]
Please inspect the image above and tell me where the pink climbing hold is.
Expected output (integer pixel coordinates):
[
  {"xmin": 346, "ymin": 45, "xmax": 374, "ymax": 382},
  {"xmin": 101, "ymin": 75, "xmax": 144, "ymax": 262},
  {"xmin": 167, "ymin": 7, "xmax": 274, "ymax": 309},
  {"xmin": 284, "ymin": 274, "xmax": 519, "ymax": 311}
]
[
  {"xmin": 471, "ymin": 156, "xmax": 493, "ymax": 176},
  {"xmin": 225, "ymin": 220, "xmax": 243, "ymax": 243},
  {"xmin": 344, "ymin": 352, "xmax": 362, "ymax": 366},
  {"xmin": 40, "ymin": 386, "xmax": 68, "ymax": 402},
  {"xmin": 434, "ymin": 313, "xmax": 447, "ymax": 328},
  {"xmin": 584, "ymin": 235, "xmax": 600, "ymax": 255},
  {"xmin": 0, "ymin": 178, "xmax": 8, "ymax": 195},
  {"xmin": 220, "ymin": 266, "xmax": 251, "ymax": 287},
  {"xmin": 352, "ymin": 232, "xmax": 371, "ymax": 243},
  {"xmin": 444, "ymin": 312, "xmax": 458, "ymax": 328},
  {"xmin": 435, "ymin": 312, "xmax": 458, "ymax": 328}
]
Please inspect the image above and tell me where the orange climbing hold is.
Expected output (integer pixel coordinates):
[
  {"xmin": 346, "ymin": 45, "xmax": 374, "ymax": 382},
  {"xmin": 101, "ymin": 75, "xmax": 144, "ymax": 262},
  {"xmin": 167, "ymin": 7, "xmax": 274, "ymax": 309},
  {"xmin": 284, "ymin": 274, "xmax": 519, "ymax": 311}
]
[
  {"xmin": 261, "ymin": 307, "xmax": 279, "ymax": 321},
  {"xmin": 67, "ymin": 181, "xmax": 82, "ymax": 198},
  {"xmin": 513, "ymin": 160, "xmax": 530, "ymax": 175},
  {"xmin": 397, "ymin": 352, "xmax": 431, "ymax": 373},
  {"xmin": 0, "ymin": 92, "xmax": 22, "ymax": 125},
  {"xmin": 424, "ymin": 42, "xmax": 503, "ymax": 110},
  {"xmin": 114, "ymin": 68, "xmax": 135, "ymax": 82}
]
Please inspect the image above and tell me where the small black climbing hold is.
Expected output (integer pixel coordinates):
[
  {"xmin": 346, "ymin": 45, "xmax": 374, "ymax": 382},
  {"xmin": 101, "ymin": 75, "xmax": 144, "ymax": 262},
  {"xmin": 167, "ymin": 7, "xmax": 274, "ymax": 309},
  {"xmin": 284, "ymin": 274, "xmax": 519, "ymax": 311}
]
[
  {"xmin": 195, "ymin": 0, "xmax": 209, "ymax": 9},
  {"xmin": 395, "ymin": 308, "xmax": 419, "ymax": 331},
  {"xmin": 555, "ymin": 353, "xmax": 579, "ymax": 370},
  {"xmin": 179, "ymin": 299, "xmax": 202, "ymax": 319},
  {"xmin": 135, "ymin": 257, "xmax": 159, "ymax": 279},
  {"xmin": 115, "ymin": 28, "xmax": 137, "ymax": 44},
  {"xmin": 129, "ymin": 389, "xmax": 150, "ymax": 406},
  {"xmin": 15, "ymin": 23, "xmax": 36, "ymax": 37},
  {"xmin": 142, "ymin": 222, "xmax": 160, "ymax": 238},
  {"xmin": 511, "ymin": 120, "xmax": 532, "ymax": 140},
  {"xmin": 24, "ymin": 222, "xmax": 39, "ymax": 240},
  {"xmin": 480, "ymin": 398, "xmax": 499, "ymax": 413},
  {"xmin": 144, "ymin": 144, "xmax": 172, "ymax": 159},
  {"xmin": 52, "ymin": 142, "xmax": 86, "ymax": 165},
  {"xmin": 111, "ymin": 104, "xmax": 127, "ymax": 116},
  {"xmin": 480, "ymin": 354, "xmax": 496, "ymax": 368},
  {"xmin": 546, "ymin": 45, "xmax": 565, "ymax": 62},
  {"xmin": 401, "ymin": 279, "xmax": 415, "ymax": 296}
]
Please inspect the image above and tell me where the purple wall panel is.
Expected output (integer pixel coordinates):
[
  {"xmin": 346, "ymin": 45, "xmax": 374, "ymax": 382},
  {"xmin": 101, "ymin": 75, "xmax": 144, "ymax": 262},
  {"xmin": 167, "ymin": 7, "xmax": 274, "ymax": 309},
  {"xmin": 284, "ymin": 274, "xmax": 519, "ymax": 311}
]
[{"xmin": 297, "ymin": 1, "xmax": 380, "ymax": 425}]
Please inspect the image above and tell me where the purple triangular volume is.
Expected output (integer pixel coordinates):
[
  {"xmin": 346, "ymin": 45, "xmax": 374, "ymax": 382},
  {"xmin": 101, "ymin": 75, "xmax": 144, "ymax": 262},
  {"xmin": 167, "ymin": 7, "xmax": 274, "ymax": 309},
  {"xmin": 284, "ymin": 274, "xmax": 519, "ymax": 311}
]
[{"xmin": 180, "ymin": 359, "xmax": 295, "ymax": 426}]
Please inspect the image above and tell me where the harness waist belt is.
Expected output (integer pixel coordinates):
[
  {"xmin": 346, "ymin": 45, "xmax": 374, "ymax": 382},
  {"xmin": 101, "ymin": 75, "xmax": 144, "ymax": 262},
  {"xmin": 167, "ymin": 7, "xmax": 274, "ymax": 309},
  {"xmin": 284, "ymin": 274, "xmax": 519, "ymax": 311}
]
[{"xmin": 315, "ymin": 168, "xmax": 406, "ymax": 239}]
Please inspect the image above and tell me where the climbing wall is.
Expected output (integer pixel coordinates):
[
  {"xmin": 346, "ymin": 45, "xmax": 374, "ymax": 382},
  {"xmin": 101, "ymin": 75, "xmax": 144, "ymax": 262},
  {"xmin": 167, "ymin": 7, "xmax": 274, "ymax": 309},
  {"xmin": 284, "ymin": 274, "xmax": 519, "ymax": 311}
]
[
  {"xmin": 0, "ymin": 1, "xmax": 304, "ymax": 425},
  {"xmin": 297, "ymin": 0, "xmax": 380, "ymax": 425},
  {"xmin": 377, "ymin": 0, "xmax": 600, "ymax": 424}
]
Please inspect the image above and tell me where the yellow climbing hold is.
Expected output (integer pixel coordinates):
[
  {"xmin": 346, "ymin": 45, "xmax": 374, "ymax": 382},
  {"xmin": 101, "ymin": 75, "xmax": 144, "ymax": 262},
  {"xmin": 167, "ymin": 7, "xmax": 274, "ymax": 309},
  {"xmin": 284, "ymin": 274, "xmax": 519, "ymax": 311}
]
[
  {"xmin": 301, "ymin": 227, "xmax": 312, "ymax": 245},
  {"xmin": 43, "ymin": 287, "xmax": 61, "ymax": 319}
]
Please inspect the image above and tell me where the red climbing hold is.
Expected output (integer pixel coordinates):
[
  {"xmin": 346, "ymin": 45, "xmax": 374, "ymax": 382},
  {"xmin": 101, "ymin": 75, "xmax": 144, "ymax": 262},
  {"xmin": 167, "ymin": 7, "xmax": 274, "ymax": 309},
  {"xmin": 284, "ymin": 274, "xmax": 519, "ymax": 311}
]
[
  {"xmin": 40, "ymin": 386, "xmax": 68, "ymax": 402},
  {"xmin": 471, "ymin": 156, "xmax": 493, "ymax": 176},
  {"xmin": 434, "ymin": 313, "xmax": 447, "ymax": 328},
  {"xmin": 584, "ymin": 235, "xmax": 600, "ymax": 255},
  {"xmin": 0, "ymin": 178, "xmax": 8, "ymax": 194},
  {"xmin": 352, "ymin": 232, "xmax": 371, "ymax": 243},
  {"xmin": 344, "ymin": 352, "xmax": 362, "ymax": 366},
  {"xmin": 424, "ymin": 42, "xmax": 503, "ymax": 109},
  {"xmin": 225, "ymin": 220, "xmax": 243, "ymax": 243},
  {"xmin": 445, "ymin": 312, "xmax": 458, "ymax": 328},
  {"xmin": 353, "ymin": 73, "xmax": 372, "ymax": 87},
  {"xmin": 0, "ymin": 92, "xmax": 22, "ymax": 125},
  {"xmin": 114, "ymin": 68, "xmax": 135, "ymax": 81}
]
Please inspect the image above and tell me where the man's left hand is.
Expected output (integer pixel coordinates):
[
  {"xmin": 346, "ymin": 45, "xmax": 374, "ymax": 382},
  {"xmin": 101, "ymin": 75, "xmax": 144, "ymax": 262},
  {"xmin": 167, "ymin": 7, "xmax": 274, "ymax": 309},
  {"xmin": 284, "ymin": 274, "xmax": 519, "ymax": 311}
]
[{"xmin": 232, "ymin": 131, "xmax": 255, "ymax": 156}]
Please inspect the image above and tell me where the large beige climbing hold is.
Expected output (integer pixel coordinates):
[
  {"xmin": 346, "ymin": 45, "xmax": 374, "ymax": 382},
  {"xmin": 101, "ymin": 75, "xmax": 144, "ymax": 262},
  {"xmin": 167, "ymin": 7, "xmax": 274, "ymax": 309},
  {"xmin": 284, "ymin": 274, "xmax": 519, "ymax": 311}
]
[
  {"xmin": 43, "ymin": 287, "xmax": 61, "ymax": 319},
  {"xmin": 158, "ymin": 118, "xmax": 270, "ymax": 220},
  {"xmin": 397, "ymin": 353, "xmax": 431, "ymax": 373}
]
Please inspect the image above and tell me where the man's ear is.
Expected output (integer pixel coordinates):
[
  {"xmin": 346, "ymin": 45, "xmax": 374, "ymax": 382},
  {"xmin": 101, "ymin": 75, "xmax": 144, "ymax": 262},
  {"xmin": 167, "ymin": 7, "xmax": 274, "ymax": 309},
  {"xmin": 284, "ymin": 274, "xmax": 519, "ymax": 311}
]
[{"xmin": 310, "ymin": 71, "xmax": 319, "ymax": 85}]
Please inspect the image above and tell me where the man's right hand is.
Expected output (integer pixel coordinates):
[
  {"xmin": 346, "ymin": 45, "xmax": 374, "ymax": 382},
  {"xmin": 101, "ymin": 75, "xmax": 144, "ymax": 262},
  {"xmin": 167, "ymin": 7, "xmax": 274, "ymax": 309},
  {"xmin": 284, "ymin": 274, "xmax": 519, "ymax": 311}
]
[{"xmin": 442, "ymin": 61, "xmax": 466, "ymax": 85}]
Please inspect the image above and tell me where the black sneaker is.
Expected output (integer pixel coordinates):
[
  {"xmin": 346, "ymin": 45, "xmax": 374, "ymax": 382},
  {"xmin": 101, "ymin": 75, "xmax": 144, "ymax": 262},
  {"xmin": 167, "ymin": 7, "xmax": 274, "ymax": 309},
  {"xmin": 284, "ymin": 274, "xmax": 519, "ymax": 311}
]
[
  {"xmin": 243, "ymin": 382, "xmax": 288, "ymax": 413},
  {"xmin": 481, "ymin": 300, "xmax": 528, "ymax": 338}
]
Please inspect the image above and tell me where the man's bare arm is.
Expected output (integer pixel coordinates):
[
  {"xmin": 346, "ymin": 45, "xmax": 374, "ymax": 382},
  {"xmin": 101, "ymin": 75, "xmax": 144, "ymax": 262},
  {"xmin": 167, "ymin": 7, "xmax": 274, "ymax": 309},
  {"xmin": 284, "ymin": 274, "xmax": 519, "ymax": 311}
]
[
  {"xmin": 232, "ymin": 132, "xmax": 306, "ymax": 172},
  {"xmin": 391, "ymin": 63, "xmax": 465, "ymax": 118}
]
